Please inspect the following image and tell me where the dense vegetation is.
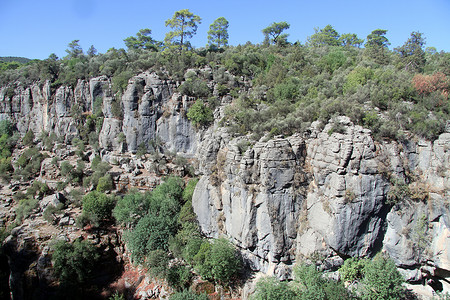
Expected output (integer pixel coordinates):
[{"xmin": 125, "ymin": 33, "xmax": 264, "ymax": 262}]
[
  {"xmin": 114, "ymin": 177, "xmax": 242, "ymax": 291},
  {"xmin": 1, "ymin": 12, "xmax": 448, "ymax": 142},
  {"xmin": 251, "ymin": 254, "xmax": 405, "ymax": 300},
  {"xmin": 0, "ymin": 9, "xmax": 449, "ymax": 300}
]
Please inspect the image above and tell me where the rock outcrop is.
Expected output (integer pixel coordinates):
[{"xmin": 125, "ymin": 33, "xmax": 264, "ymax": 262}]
[
  {"xmin": 1, "ymin": 71, "xmax": 450, "ymax": 297},
  {"xmin": 192, "ymin": 115, "xmax": 450, "ymax": 291}
]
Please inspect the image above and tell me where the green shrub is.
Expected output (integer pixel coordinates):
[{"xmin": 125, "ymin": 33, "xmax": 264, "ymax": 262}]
[
  {"xmin": 96, "ymin": 173, "xmax": 114, "ymax": 192},
  {"xmin": 167, "ymin": 264, "xmax": 193, "ymax": 291},
  {"xmin": 178, "ymin": 78, "xmax": 211, "ymax": 98},
  {"xmin": 52, "ymin": 239, "xmax": 99, "ymax": 285},
  {"xmin": 88, "ymin": 161, "xmax": 112, "ymax": 188},
  {"xmin": 125, "ymin": 213, "xmax": 177, "ymax": 263},
  {"xmin": 146, "ymin": 249, "xmax": 170, "ymax": 279},
  {"xmin": 15, "ymin": 147, "xmax": 46, "ymax": 179},
  {"xmin": 293, "ymin": 263, "xmax": 350, "ymax": 300},
  {"xmin": 251, "ymin": 276, "xmax": 297, "ymax": 300},
  {"xmin": 22, "ymin": 130, "xmax": 35, "ymax": 146},
  {"xmin": 361, "ymin": 254, "xmax": 404, "ymax": 300},
  {"xmin": 43, "ymin": 203, "xmax": 65, "ymax": 223},
  {"xmin": 187, "ymin": 100, "xmax": 214, "ymax": 128},
  {"xmin": 26, "ymin": 180, "xmax": 51, "ymax": 199},
  {"xmin": 169, "ymin": 290, "xmax": 209, "ymax": 300},
  {"xmin": 122, "ymin": 177, "xmax": 184, "ymax": 261},
  {"xmin": 339, "ymin": 257, "xmax": 366, "ymax": 282},
  {"xmin": 193, "ymin": 238, "xmax": 242, "ymax": 285},
  {"xmin": 113, "ymin": 190, "xmax": 151, "ymax": 228},
  {"xmin": 81, "ymin": 191, "xmax": 115, "ymax": 223},
  {"xmin": 15, "ymin": 198, "xmax": 39, "ymax": 221}
]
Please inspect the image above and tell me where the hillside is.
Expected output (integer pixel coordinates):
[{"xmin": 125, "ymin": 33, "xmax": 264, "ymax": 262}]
[{"xmin": 0, "ymin": 21, "xmax": 449, "ymax": 300}]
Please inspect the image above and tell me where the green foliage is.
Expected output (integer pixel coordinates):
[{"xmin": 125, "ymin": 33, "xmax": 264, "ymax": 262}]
[
  {"xmin": 124, "ymin": 28, "xmax": 160, "ymax": 51},
  {"xmin": 96, "ymin": 173, "xmax": 114, "ymax": 192},
  {"xmin": 169, "ymin": 290, "xmax": 209, "ymax": 300},
  {"xmin": 65, "ymin": 40, "xmax": 83, "ymax": 59},
  {"xmin": 365, "ymin": 29, "xmax": 391, "ymax": 64},
  {"xmin": 361, "ymin": 254, "xmax": 404, "ymax": 300},
  {"xmin": 262, "ymin": 22, "xmax": 290, "ymax": 45},
  {"xmin": 193, "ymin": 238, "xmax": 242, "ymax": 285},
  {"xmin": 52, "ymin": 239, "xmax": 99, "ymax": 285},
  {"xmin": 167, "ymin": 264, "xmax": 193, "ymax": 291},
  {"xmin": 339, "ymin": 257, "xmax": 366, "ymax": 282},
  {"xmin": 109, "ymin": 292, "xmax": 125, "ymax": 300},
  {"xmin": 26, "ymin": 180, "xmax": 51, "ymax": 199},
  {"xmin": 0, "ymin": 120, "xmax": 16, "ymax": 182},
  {"xmin": 394, "ymin": 31, "xmax": 426, "ymax": 72},
  {"xmin": 146, "ymin": 249, "xmax": 170, "ymax": 279},
  {"xmin": 251, "ymin": 276, "xmax": 297, "ymax": 300},
  {"xmin": 178, "ymin": 77, "xmax": 211, "ymax": 98},
  {"xmin": 81, "ymin": 191, "xmax": 115, "ymax": 223},
  {"xmin": 113, "ymin": 190, "xmax": 151, "ymax": 228},
  {"xmin": 293, "ymin": 264, "xmax": 350, "ymax": 300},
  {"xmin": 339, "ymin": 33, "xmax": 364, "ymax": 48},
  {"xmin": 43, "ymin": 203, "xmax": 65, "ymax": 223},
  {"xmin": 208, "ymin": 17, "xmax": 229, "ymax": 48},
  {"xmin": 15, "ymin": 147, "xmax": 46, "ymax": 180},
  {"xmin": 0, "ymin": 120, "xmax": 14, "ymax": 137},
  {"xmin": 343, "ymin": 66, "xmax": 374, "ymax": 94},
  {"xmin": 187, "ymin": 100, "xmax": 214, "ymax": 128},
  {"xmin": 22, "ymin": 130, "xmax": 35, "ymax": 146},
  {"xmin": 182, "ymin": 178, "xmax": 199, "ymax": 202},
  {"xmin": 124, "ymin": 177, "xmax": 184, "ymax": 262},
  {"xmin": 87, "ymin": 161, "xmax": 111, "ymax": 188},
  {"xmin": 386, "ymin": 178, "xmax": 411, "ymax": 205},
  {"xmin": 165, "ymin": 9, "xmax": 202, "ymax": 51},
  {"xmin": 307, "ymin": 25, "xmax": 340, "ymax": 47},
  {"xmin": 15, "ymin": 198, "xmax": 39, "ymax": 221}
]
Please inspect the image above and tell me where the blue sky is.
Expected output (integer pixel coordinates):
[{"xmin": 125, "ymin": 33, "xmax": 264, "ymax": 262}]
[{"xmin": 0, "ymin": 0, "xmax": 449, "ymax": 60}]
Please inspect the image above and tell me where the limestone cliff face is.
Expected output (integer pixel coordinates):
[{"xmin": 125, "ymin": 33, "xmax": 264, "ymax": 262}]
[
  {"xmin": 192, "ymin": 115, "xmax": 450, "ymax": 289},
  {"xmin": 1, "ymin": 72, "xmax": 450, "ymax": 294},
  {"xmin": 0, "ymin": 72, "xmax": 198, "ymax": 156}
]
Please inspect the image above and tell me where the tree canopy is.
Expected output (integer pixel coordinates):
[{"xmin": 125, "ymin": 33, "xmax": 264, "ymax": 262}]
[
  {"xmin": 262, "ymin": 21, "xmax": 290, "ymax": 45},
  {"xmin": 307, "ymin": 25, "xmax": 341, "ymax": 47},
  {"xmin": 365, "ymin": 29, "xmax": 391, "ymax": 64},
  {"xmin": 124, "ymin": 28, "xmax": 160, "ymax": 51},
  {"xmin": 207, "ymin": 17, "xmax": 229, "ymax": 48},
  {"xmin": 165, "ymin": 9, "xmax": 202, "ymax": 51},
  {"xmin": 395, "ymin": 31, "xmax": 426, "ymax": 72}
]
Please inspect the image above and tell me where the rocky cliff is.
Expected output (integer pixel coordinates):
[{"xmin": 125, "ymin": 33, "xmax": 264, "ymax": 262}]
[{"xmin": 1, "ymin": 70, "xmax": 449, "ymax": 298}]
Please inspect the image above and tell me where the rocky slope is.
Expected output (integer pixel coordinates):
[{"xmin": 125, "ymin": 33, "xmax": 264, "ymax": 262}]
[{"xmin": 1, "ymin": 70, "xmax": 449, "ymax": 298}]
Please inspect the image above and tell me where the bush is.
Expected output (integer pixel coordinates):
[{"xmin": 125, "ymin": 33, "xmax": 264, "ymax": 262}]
[
  {"xmin": 146, "ymin": 249, "xmax": 170, "ymax": 279},
  {"xmin": 15, "ymin": 198, "xmax": 39, "ymax": 221},
  {"xmin": 169, "ymin": 290, "xmax": 209, "ymax": 300},
  {"xmin": 113, "ymin": 190, "xmax": 151, "ymax": 228},
  {"xmin": 178, "ymin": 78, "xmax": 211, "ymax": 98},
  {"xmin": 251, "ymin": 276, "xmax": 297, "ymax": 300},
  {"xmin": 96, "ymin": 173, "xmax": 114, "ymax": 192},
  {"xmin": 22, "ymin": 130, "xmax": 35, "ymax": 146},
  {"xmin": 293, "ymin": 263, "xmax": 350, "ymax": 300},
  {"xmin": 15, "ymin": 147, "xmax": 46, "ymax": 179},
  {"xmin": 81, "ymin": 191, "xmax": 115, "ymax": 223},
  {"xmin": 339, "ymin": 257, "xmax": 366, "ymax": 283},
  {"xmin": 194, "ymin": 238, "xmax": 242, "ymax": 285},
  {"xmin": 52, "ymin": 239, "xmax": 99, "ymax": 285},
  {"xmin": 125, "ymin": 213, "xmax": 176, "ymax": 263},
  {"xmin": 361, "ymin": 254, "xmax": 404, "ymax": 300},
  {"xmin": 167, "ymin": 264, "xmax": 193, "ymax": 291},
  {"xmin": 187, "ymin": 100, "xmax": 214, "ymax": 128},
  {"xmin": 26, "ymin": 180, "xmax": 51, "ymax": 199},
  {"xmin": 43, "ymin": 203, "xmax": 65, "ymax": 223},
  {"xmin": 87, "ymin": 161, "xmax": 111, "ymax": 188}
]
